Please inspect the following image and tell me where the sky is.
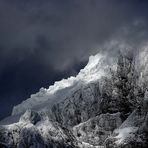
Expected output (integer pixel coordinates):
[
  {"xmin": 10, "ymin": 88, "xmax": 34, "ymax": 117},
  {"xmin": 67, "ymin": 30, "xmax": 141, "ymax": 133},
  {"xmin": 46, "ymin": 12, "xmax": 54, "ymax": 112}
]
[{"xmin": 0, "ymin": 0, "xmax": 148, "ymax": 120}]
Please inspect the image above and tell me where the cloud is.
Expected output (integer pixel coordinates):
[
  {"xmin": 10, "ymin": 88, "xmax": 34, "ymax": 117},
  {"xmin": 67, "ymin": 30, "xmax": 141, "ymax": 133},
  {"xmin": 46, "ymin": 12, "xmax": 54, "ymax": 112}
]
[
  {"xmin": 0, "ymin": 0, "xmax": 148, "ymax": 69},
  {"xmin": 0, "ymin": 0, "xmax": 148, "ymax": 119}
]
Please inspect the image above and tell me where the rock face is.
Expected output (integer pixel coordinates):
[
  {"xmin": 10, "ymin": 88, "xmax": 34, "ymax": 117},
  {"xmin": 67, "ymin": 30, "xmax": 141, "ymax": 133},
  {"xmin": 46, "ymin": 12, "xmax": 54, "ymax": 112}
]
[
  {"xmin": 20, "ymin": 109, "xmax": 42, "ymax": 124},
  {"xmin": 106, "ymin": 99, "xmax": 148, "ymax": 148},
  {"xmin": 0, "ymin": 51, "xmax": 148, "ymax": 148},
  {"xmin": 73, "ymin": 112, "xmax": 122, "ymax": 146},
  {"xmin": 49, "ymin": 82, "xmax": 101, "ymax": 128},
  {"xmin": 0, "ymin": 110, "xmax": 77, "ymax": 148},
  {"xmin": 11, "ymin": 53, "xmax": 113, "ymax": 117}
]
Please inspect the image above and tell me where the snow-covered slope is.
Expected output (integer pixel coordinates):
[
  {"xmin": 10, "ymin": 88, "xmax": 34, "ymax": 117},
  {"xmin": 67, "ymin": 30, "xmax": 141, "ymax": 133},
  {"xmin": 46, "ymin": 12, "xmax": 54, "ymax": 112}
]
[
  {"xmin": 11, "ymin": 53, "xmax": 115, "ymax": 117},
  {"xmin": 48, "ymin": 81, "xmax": 101, "ymax": 128},
  {"xmin": 0, "ymin": 110, "xmax": 77, "ymax": 148},
  {"xmin": 11, "ymin": 47, "xmax": 148, "ymax": 119},
  {"xmin": 1, "ymin": 50, "xmax": 148, "ymax": 148}
]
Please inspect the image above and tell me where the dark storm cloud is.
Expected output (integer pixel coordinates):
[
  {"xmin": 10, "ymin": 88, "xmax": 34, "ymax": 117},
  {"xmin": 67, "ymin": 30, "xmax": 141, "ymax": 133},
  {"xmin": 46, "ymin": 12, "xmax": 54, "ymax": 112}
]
[
  {"xmin": 1, "ymin": 0, "xmax": 148, "ymax": 68},
  {"xmin": 0, "ymin": 0, "xmax": 148, "ymax": 119},
  {"xmin": 0, "ymin": 49, "xmax": 86, "ymax": 119}
]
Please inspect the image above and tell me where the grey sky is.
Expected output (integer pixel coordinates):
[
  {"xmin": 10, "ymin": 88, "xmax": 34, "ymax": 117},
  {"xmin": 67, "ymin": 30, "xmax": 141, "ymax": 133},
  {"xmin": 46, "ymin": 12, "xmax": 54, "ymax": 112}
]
[{"xmin": 0, "ymin": 0, "xmax": 148, "ymax": 119}]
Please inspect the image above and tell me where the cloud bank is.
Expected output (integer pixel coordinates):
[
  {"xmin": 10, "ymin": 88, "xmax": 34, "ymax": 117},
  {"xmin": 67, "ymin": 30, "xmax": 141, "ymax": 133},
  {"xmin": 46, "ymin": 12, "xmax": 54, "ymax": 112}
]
[{"xmin": 0, "ymin": 0, "xmax": 148, "ymax": 119}]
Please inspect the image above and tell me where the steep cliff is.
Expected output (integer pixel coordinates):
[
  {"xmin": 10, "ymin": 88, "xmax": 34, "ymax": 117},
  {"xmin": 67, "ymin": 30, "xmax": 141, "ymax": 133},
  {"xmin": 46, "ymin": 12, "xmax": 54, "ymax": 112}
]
[{"xmin": 0, "ymin": 49, "xmax": 148, "ymax": 148}]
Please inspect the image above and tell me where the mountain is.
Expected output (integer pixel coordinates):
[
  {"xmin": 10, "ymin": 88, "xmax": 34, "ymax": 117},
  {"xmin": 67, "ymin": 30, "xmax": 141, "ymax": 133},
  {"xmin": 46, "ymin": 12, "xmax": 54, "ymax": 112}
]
[
  {"xmin": 0, "ymin": 49, "xmax": 148, "ymax": 148},
  {"xmin": 0, "ymin": 110, "xmax": 77, "ymax": 148},
  {"xmin": 11, "ymin": 54, "xmax": 115, "ymax": 116},
  {"xmin": 1, "ymin": 53, "xmax": 115, "ymax": 125}
]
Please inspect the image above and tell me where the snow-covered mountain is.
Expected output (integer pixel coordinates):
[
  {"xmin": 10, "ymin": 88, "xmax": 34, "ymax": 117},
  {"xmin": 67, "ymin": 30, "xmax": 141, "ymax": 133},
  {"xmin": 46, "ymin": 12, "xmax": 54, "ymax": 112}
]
[
  {"xmin": 11, "ymin": 54, "xmax": 115, "ymax": 117},
  {"xmin": 0, "ymin": 53, "xmax": 114, "ymax": 125},
  {"xmin": 0, "ymin": 49, "xmax": 148, "ymax": 148},
  {"xmin": 0, "ymin": 110, "xmax": 77, "ymax": 148}
]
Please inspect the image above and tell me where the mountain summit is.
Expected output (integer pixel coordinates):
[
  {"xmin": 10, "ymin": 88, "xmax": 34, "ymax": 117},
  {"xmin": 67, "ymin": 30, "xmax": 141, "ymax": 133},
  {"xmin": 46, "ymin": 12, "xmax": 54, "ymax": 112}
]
[{"xmin": 0, "ymin": 49, "xmax": 148, "ymax": 148}]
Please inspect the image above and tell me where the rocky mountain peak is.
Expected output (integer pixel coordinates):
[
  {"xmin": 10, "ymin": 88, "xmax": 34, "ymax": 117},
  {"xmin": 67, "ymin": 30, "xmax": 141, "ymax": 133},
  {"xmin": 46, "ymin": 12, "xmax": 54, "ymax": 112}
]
[{"xmin": 0, "ymin": 51, "xmax": 148, "ymax": 148}]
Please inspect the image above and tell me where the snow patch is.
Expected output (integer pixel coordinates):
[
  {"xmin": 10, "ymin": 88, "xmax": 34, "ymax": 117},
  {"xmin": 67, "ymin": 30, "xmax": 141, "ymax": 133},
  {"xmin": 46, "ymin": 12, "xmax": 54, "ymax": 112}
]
[{"xmin": 115, "ymin": 127, "xmax": 138, "ymax": 145}]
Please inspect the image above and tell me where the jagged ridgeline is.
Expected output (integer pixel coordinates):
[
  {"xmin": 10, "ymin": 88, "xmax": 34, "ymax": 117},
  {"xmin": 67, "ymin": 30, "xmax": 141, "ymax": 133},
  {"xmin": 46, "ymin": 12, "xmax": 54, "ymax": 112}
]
[{"xmin": 0, "ymin": 50, "xmax": 148, "ymax": 148}]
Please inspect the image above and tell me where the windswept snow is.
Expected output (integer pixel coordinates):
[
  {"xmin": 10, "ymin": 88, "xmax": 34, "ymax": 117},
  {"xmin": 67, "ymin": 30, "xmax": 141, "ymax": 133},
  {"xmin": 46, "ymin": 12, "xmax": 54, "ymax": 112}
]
[{"xmin": 10, "ymin": 53, "xmax": 115, "ymax": 118}]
